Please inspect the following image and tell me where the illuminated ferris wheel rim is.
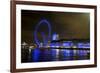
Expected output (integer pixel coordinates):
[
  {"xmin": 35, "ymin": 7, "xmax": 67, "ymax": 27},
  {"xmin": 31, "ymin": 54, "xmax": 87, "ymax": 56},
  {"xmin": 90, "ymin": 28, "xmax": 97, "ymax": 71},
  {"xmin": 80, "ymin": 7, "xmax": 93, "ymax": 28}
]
[{"xmin": 34, "ymin": 19, "xmax": 51, "ymax": 46}]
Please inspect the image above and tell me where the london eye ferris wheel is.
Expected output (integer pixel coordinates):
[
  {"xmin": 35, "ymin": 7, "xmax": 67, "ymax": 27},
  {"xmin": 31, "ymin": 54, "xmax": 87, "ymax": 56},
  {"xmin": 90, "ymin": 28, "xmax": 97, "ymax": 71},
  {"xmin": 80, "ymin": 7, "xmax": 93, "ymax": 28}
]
[{"xmin": 34, "ymin": 19, "xmax": 51, "ymax": 47}]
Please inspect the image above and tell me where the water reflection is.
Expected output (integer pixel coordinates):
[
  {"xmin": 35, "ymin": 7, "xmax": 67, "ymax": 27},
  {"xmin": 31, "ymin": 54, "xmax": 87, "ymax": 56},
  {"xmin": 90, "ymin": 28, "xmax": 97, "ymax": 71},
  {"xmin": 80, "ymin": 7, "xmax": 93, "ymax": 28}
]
[{"xmin": 27, "ymin": 48, "xmax": 90, "ymax": 62}]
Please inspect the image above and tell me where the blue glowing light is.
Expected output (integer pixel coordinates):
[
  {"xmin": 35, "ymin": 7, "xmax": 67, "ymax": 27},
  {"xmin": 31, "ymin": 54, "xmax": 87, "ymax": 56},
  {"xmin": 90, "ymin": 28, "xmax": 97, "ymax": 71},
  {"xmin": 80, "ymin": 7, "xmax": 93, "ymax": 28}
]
[
  {"xmin": 52, "ymin": 33, "xmax": 59, "ymax": 41},
  {"xmin": 63, "ymin": 41, "xmax": 73, "ymax": 48},
  {"xmin": 50, "ymin": 42, "xmax": 60, "ymax": 48},
  {"xmin": 78, "ymin": 50, "xmax": 87, "ymax": 56},
  {"xmin": 31, "ymin": 48, "xmax": 40, "ymax": 62},
  {"xmin": 78, "ymin": 43, "xmax": 90, "ymax": 48},
  {"xmin": 34, "ymin": 19, "xmax": 51, "ymax": 47}
]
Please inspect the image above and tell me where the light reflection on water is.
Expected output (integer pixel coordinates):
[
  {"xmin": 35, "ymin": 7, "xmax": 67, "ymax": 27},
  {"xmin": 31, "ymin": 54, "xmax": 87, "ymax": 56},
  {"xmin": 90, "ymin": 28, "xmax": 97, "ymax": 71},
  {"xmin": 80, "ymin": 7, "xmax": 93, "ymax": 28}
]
[{"xmin": 31, "ymin": 48, "xmax": 90, "ymax": 62}]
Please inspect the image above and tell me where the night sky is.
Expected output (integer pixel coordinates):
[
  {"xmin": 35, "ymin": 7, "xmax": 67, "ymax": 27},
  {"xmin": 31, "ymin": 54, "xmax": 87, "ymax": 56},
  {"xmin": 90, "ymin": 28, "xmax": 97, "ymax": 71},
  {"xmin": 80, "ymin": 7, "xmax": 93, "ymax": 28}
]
[{"xmin": 21, "ymin": 10, "xmax": 90, "ymax": 44}]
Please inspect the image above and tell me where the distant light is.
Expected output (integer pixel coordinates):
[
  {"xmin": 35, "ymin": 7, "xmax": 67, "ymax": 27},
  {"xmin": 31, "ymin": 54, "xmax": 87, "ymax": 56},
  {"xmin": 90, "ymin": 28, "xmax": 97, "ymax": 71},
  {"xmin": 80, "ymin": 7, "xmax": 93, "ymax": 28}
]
[
  {"xmin": 78, "ymin": 43, "xmax": 90, "ymax": 48},
  {"xmin": 62, "ymin": 41, "xmax": 73, "ymax": 48},
  {"xmin": 52, "ymin": 33, "xmax": 59, "ymax": 41},
  {"xmin": 22, "ymin": 42, "xmax": 28, "ymax": 46},
  {"xmin": 72, "ymin": 46, "xmax": 77, "ymax": 48},
  {"xmin": 29, "ymin": 46, "xmax": 34, "ymax": 49}
]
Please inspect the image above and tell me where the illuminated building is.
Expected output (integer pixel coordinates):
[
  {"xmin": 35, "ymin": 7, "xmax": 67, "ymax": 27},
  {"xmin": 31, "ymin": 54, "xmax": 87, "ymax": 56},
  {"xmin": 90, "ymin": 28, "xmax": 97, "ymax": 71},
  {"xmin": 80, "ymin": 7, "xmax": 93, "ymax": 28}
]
[{"xmin": 52, "ymin": 33, "xmax": 59, "ymax": 41}]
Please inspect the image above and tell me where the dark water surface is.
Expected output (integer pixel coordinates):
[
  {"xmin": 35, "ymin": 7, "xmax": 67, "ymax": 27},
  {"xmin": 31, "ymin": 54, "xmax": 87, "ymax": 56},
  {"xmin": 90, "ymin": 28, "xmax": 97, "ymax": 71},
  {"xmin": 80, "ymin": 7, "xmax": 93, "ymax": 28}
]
[{"xmin": 21, "ymin": 48, "xmax": 90, "ymax": 63}]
